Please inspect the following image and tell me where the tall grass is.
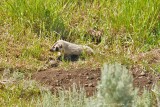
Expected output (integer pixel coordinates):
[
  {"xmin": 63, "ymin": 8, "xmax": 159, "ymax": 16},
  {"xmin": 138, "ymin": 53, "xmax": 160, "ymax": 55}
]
[
  {"xmin": 0, "ymin": 71, "xmax": 40, "ymax": 107},
  {"xmin": 0, "ymin": 0, "xmax": 159, "ymax": 64},
  {"xmin": 37, "ymin": 86, "xmax": 88, "ymax": 107},
  {"xmin": 1, "ymin": 0, "xmax": 63, "ymax": 36},
  {"xmin": 1, "ymin": 0, "xmax": 159, "ymax": 44},
  {"xmin": 0, "ymin": 0, "xmax": 160, "ymax": 106}
]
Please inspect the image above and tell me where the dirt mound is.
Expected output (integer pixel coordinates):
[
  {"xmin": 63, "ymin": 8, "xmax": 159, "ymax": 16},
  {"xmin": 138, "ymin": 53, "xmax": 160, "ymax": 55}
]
[
  {"xmin": 131, "ymin": 48, "xmax": 160, "ymax": 93},
  {"xmin": 32, "ymin": 48, "xmax": 160, "ymax": 96},
  {"xmin": 131, "ymin": 65, "xmax": 160, "ymax": 94},
  {"xmin": 32, "ymin": 67, "xmax": 160, "ymax": 97},
  {"xmin": 132, "ymin": 48, "xmax": 160, "ymax": 64},
  {"xmin": 32, "ymin": 68, "xmax": 101, "ymax": 96}
]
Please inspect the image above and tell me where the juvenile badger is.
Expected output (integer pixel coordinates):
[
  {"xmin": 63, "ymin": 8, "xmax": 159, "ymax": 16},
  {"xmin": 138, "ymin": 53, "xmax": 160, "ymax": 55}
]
[{"xmin": 50, "ymin": 40, "xmax": 94, "ymax": 57}]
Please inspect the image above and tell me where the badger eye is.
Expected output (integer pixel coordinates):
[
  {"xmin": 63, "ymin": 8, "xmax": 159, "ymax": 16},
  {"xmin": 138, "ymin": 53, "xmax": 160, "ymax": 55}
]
[{"xmin": 60, "ymin": 45, "xmax": 62, "ymax": 48}]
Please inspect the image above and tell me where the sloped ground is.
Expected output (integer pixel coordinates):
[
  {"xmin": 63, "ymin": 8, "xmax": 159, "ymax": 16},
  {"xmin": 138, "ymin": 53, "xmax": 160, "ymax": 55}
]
[
  {"xmin": 32, "ymin": 67, "xmax": 100, "ymax": 96},
  {"xmin": 131, "ymin": 48, "xmax": 160, "ymax": 93},
  {"xmin": 32, "ymin": 48, "xmax": 160, "ymax": 96},
  {"xmin": 132, "ymin": 48, "xmax": 160, "ymax": 65}
]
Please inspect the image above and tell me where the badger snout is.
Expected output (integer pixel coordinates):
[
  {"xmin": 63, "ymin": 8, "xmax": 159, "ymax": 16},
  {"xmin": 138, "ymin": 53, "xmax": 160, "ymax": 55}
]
[
  {"xmin": 55, "ymin": 47, "xmax": 59, "ymax": 51},
  {"xmin": 50, "ymin": 47, "xmax": 59, "ymax": 52},
  {"xmin": 50, "ymin": 48, "xmax": 55, "ymax": 52}
]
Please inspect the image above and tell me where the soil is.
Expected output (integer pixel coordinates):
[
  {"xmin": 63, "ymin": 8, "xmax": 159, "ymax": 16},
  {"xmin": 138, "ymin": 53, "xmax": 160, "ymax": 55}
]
[
  {"xmin": 32, "ymin": 66, "xmax": 160, "ymax": 97},
  {"xmin": 32, "ymin": 67, "xmax": 101, "ymax": 96},
  {"xmin": 32, "ymin": 48, "xmax": 160, "ymax": 97},
  {"xmin": 131, "ymin": 65, "xmax": 160, "ymax": 94}
]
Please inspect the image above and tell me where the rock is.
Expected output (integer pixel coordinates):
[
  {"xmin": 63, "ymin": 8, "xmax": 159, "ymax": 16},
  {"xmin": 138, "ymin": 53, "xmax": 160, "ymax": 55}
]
[
  {"xmin": 84, "ymin": 84, "xmax": 88, "ymax": 87},
  {"xmin": 49, "ymin": 60, "xmax": 59, "ymax": 67},
  {"xmin": 139, "ymin": 72, "xmax": 146, "ymax": 76},
  {"xmin": 88, "ymin": 83, "xmax": 94, "ymax": 87}
]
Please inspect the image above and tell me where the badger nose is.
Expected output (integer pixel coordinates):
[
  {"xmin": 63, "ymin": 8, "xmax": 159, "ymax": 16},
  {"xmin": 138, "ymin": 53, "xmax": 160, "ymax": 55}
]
[
  {"xmin": 50, "ymin": 49, "xmax": 54, "ymax": 52},
  {"xmin": 55, "ymin": 47, "xmax": 59, "ymax": 51}
]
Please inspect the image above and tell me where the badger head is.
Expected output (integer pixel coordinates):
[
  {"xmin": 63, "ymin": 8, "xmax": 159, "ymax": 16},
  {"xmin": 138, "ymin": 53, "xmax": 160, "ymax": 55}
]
[{"xmin": 50, "ymin": 41, "xmax": 63, "ymax": 52}]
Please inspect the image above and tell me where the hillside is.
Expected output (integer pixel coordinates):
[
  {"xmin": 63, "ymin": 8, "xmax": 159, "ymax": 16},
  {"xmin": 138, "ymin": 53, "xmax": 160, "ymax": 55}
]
[{"xmin": 0, "ymin": 0, "xmax": 160, "ymax": 106}]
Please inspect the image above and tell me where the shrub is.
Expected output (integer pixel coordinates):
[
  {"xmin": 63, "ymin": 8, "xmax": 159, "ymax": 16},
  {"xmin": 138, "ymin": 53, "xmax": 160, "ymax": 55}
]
[
  {"xmin": 36, "ymin": 84, "xmax": 88, "ymax": 107},
  {"xmin": 94, "ymin": 63, "xmax": 137, "ymax": 107}
]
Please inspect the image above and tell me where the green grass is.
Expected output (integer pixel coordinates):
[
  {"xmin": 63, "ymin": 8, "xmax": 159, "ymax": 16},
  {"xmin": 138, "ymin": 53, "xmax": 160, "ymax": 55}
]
[
  {"xmin": 0, "ymin": 0, "xmax": 160, "ymax": 106},
  {"xmin": 0, "ymin": 0, "xmax": 159, "ymax": 71},
  {"xmin": 0, "ymin": 71, "xmax": 40, "ymax": 107}
]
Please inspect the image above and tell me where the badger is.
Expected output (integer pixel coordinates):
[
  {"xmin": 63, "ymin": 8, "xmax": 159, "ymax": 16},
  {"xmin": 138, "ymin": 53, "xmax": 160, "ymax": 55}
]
[{"xmin": 50, "ymin": 40, "xmax": 94, "ymax": 57}]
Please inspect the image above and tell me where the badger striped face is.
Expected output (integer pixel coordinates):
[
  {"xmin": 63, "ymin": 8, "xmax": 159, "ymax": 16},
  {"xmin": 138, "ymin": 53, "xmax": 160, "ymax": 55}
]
[{"xmin": 50, "ymin": 42, "xmax": 63, "ymax": 52}]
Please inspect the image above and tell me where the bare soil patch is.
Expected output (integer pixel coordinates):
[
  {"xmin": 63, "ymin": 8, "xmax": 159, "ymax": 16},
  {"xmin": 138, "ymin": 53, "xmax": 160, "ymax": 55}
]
[
  {"xmin": 131, "ymin": 48, "xmax": 160, "ymax": 93},
  {"xmin": 32, "ymin": 48, "xmax": 160, "ymax": 96},
  {"xmin": 32, "ymin": 67, "xmax": 101, "ymax": 96},
  {"xmin": 131, "ymin": 65, "xmax": 160, "ymax": 94},
  {"xmin": 32, "ymin": 67, "xmax": 160, "ymax": 97}
]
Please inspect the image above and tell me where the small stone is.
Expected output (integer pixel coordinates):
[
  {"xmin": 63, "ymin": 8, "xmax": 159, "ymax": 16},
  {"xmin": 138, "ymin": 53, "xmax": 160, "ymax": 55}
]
[
  {"xmin": 88, "ymin": 83, "xmax": 94, "ymax": 87},
  {"xmin": 138, "ymin": 76, "xmax": 143, "ymax": 79},
  {"xmin": 55, "ymin": 83, "xmax": 60, "ymax": 86},
  {"xmin": 86, "ymin": 76, "xmax": 89, "ymax": 79},
  {"xmin": 84, "ymin": 84, "xmax": 88, "ymax": 87},
  {"xmin": 96, "ymin": 77, "xmax": 100, "ymax": 81},
  {"xmin": 104, "ymin": 45, "xmax": 108, "ymax": 50},
  {"xmin": 55, "ymin": 80, "xmax": 59, "ymax": 83},
  {"xmin": 49, "ymin": 60, "xmax": 59, "ymax": 67},
  {"xmin": 70, "ymin": 79, "xmax": 72, "ymax": 82},
  {"xmin": 139, "ymin": 72, "xmax": 146, "ymax": 76}
]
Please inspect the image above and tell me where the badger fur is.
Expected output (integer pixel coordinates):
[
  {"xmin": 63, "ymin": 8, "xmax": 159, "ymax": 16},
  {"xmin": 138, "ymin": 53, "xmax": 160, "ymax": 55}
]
[{"xmin": 50, "ymin": 40, "xmax": 94, "ymax": 57}]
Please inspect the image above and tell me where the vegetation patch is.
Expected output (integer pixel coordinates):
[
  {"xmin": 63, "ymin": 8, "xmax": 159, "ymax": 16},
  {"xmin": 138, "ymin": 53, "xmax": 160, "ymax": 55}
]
[{"xmin": 0, "ymin": 0, "xmax": 160, "ymax": 106}]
